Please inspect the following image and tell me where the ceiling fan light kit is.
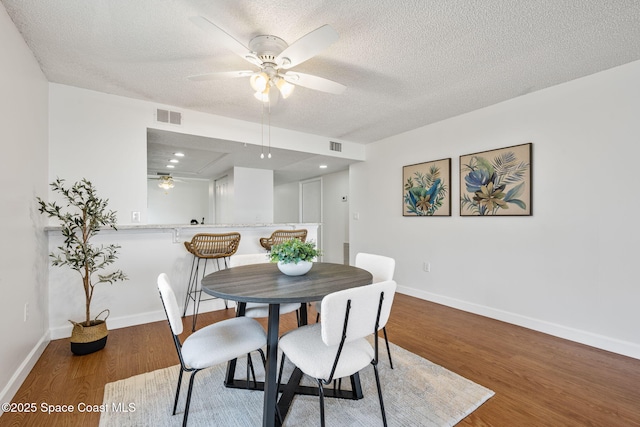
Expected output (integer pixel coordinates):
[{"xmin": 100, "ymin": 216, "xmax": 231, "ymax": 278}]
[
  {"xmin": 254, "ymin": 86, "xmax": 270, "ymax": 102},
  {"xmin": 250, "ymin": 72, "xmax": 269, "ymax": 92},
  {"xmin": 276, "ymin": 78, "xmax": 295, "ymax": 98},
  {"xmin": 188, "ymin": 16, "xmax": 346, "ymax": 159},
  {"xmin": 158, "ymin": 175, "xmax": 175, "ymax": 191},
  {"xmin": 188, "ymin": 16, "xmax": 345, "ymax": 99}
]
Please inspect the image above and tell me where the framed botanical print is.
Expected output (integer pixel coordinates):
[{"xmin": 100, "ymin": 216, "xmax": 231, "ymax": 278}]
[
  {"xmin": 403, "ymin": 158, "xmax": 451, "ymax": 216},
  {"xmin": 460, "ymin": 143, "xmax": 532, "ymax": 216}
]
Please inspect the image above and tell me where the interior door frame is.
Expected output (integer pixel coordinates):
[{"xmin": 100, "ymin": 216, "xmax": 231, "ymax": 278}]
[{"xmin": 299, "ymin": 177, "xmax": 323, "ymax": 259}]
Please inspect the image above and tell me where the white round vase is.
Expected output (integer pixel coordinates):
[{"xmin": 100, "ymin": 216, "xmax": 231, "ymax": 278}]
[{"xmin": 277, "ymin": 260, "xmax": 313, "ymax": 276}]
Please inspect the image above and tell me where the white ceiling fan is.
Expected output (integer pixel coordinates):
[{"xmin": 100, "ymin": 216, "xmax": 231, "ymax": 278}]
[
  {"xmin": 147, "ymin": 174, "xmax": 186, "ymax": 192},
  {"xmin": 187, "ymin": 16, "xmax": 346, "ymax": 102}
]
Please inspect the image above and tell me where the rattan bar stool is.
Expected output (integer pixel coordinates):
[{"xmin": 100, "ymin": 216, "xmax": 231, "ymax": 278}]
[
  {"xmin": 182, "ymin": 232, "xmax": 241, "ymax": 331},
  {"xmin": 259, "ymin": 229, "xmax": 307, "ymax": 251}
]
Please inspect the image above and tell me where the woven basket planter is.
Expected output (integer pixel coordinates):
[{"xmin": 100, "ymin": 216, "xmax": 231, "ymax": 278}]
[{"xmin": 69, "ymin": 310, "xmax": 109, "ymax": 355}]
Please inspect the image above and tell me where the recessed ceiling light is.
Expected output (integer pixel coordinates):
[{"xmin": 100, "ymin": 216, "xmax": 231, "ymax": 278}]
[
  {"xmin": 319, "ymin": 164, "xmax": 328, "ymax": 169},
  {"xmin": 174, "ymin": 152, "xmax": 185, "ymax": 157},
  {"xmin": 169, "ymin": 159, "xmax": 179, "ymax": 163},
  {"xmin": 166, "ymin": 165, "xmax": 175, "ymax": 169}
]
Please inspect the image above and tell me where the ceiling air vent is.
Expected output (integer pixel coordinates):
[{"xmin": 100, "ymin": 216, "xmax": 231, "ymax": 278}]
[
  {"xmin": 156, "ymin": 108, "xmax": 182, "ymax": 125},
  {"xmin": 329, "ymin": 141, "xmax": 342, "ymax": 152}
]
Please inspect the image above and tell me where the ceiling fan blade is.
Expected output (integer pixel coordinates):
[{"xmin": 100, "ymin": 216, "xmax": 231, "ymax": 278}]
[
  {"xmin": 189, "ymin": 16, "xmax": 258, "ymax": 64},
  {"xmin": 276, "ymin": 24, "xmax": 339, "ymax": 69},
  {"xmin": 283, "ymin": 72, "xmax": 346, "ymax": 95},
  {"xmin": 188, "ymin": 71, "xmax": 255, "ymax": 81}
]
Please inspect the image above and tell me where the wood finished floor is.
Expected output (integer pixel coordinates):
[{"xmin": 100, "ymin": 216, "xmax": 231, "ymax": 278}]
[{"xmin": 2, "ymin": 294, "xmax": 639, "ymax": 426}]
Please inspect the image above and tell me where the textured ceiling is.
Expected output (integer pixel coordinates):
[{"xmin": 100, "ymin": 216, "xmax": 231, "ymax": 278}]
[
  {"xmin": 3, "ymin": 1, "xmax": 640, "ymax": 183},
  {"xmin": 4, "ymin": 0, "xmax": 640, "ymax": 144}
]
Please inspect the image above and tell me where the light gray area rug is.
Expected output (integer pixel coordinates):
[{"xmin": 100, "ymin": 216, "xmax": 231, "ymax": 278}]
[{"xmin": 100, "ymin": 342, "xmax": 493, "ymax": 426}]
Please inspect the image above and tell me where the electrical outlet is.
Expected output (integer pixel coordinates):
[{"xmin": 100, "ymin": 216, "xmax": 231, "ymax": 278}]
[
  {"xmin": 131, "ymin": 211, "xmax": 141, "ymax": 223},
  {"xmin": 423, "ymin": 262, "xmax": 430, "ymax": 272},
  {"xmin": 24, "ymin": 302, "xmax": 29, "ymax": 322}
]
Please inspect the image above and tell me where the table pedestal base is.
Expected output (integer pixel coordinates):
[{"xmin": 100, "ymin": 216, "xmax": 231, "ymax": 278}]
[{"xmin": 224, "ymin": 364, "xmax": 363, "ymax": 426}]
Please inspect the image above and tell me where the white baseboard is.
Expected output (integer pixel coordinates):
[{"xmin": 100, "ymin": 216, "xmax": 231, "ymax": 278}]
[
  {"xmin": 0, "ymin": 332, "xmax": 49, "ymax": 414},
  {"xmin": 10, "ymin": 287, "xmax": 635, "ymax": 413},
  {"xmin": 398, "ymin": 285, "xmax": 640, "ymax": 361},
  {"xmin": 46, "ymin": 287, "xmax": 640, "ymax": 361},
  {"xmin": 49, "ymin": 298, "xmax": 232, "ymax": 340},
  {"xmin": 3, "ymin": 301, "xmax": 230, "ymax": 415}
]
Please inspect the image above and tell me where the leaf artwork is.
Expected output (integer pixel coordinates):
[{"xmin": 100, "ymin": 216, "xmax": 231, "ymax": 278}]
[
  {"xmin": 460, "ymin": 145, "xmax": 531, "ymax": 216},
  {"xmin": 404, "ymin": 164, "xmax": 449, "ymax": 216}
]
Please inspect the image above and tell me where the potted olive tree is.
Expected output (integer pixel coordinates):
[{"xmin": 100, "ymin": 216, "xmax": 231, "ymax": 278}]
[
  {"xmin": 269, "ymin": 238, "xmax": 321, "ymax": 276},
  {"xmin": 37, "ymin": 178, "xmax": 127, "ymax": 355}
]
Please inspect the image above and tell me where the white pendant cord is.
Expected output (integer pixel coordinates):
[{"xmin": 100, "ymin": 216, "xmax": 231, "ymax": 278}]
[
  {"xmin": 267, "ymin": 98, "xmax": 272, "ymax": 159},
  {"xmin": 260, "ymin": 100, "xmax": 265, "ymax": 159},
  {"xmin": 260, "ymin": 95, "xmax": 272, "ymax": 159}
]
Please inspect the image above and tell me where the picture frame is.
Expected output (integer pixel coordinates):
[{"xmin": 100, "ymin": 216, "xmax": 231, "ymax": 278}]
[
  {"xmin": 460, "ymin": 143, "xmax": 532, "ymax": 216},
  {"xmin": 403, "ymin": 158, "xmax": 451, "ymax": 216}
]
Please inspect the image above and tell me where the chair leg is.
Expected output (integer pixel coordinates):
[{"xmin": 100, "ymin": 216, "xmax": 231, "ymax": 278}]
[
  {"xmin": 246, "ymin": 353, "xmax": 251, "ymax": 389},
  {"xmin": 188, "ymin": 258, "xmax": 204, "ymax": 331},
  {"xmin": 182, "ymin": 256, "xmax": 197, "ymax": 317},
  {"xmin": 276, "ymin": 356, "xmax": 286, "ymax": 425},
  {"xmin": 182, "ymin": 370, "xmax": 200, "ymax": 427},
  {"xmin": 382, "ymin": 327, "xmax": 393, "ymax": 369},
  {"xmin": 216, "ymin": 258, "xmax": 229, "ymax": 308},
  {"xmin": 191, "ymin": 290, "xmax": 202, "ymax": 332},
  {"xmin": 247, "ymin": 353, "xmax": 259, "ymax": 388},
  {"xmin": 191, "ymin": 258, "xmax": 210, "ymax": 332},
  {"xmin": 372, "ymin": 363, "xmax": 388, "ymax": 427},
  {"xmin": 317, "ymin": 379, "xmax": 326, "ymax": 427},
  {"xmin": 173, "ymin": 368, "xmax": 184, "ymax": 415},
  {"xmin": 277, "ymin": 354, "xmax": 286, "ymax": 391}
]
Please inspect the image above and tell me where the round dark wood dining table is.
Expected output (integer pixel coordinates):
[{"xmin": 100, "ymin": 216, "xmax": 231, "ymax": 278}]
[{"xmin": 201, "ymin": 262, "xmax": 373, "ymax": 427}]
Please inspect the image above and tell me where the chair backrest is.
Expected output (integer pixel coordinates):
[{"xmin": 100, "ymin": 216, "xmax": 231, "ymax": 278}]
[
  {"xmin": 320, "ymin": 280, "xmax": 397, "ymax": 347},
  {"xmin": 260, "ymin": 229, "xmax": 307, "ymax": 251},
  {"xmin": 355, "ymin": 253, "xmax": 395, "ymax": 283},
  {"xmin": 157, "ymin": 273, "xmax": 184, "ymax": 336},
  {"xmin": 189, "ymin": 233, "xmax": 241, "ymax": 258},
  {"xmin": 230, "ymin": 253, "xmax": 269, "ymax": 267},
  {"xmin": 273, "ymin": 229, "xmax": 307, "ymax": 243}
]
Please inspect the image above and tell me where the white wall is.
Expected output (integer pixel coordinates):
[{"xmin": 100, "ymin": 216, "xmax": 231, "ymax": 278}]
[
  {"xmin": 48, "ymin": 84, "xmax": 364, "ymax": 227},
  {"xmin": 46, "ymin": 224, "xmax": 319, "ymax": 339},
  {"xmin": 44, "ymin": 86, "xmax": 360, "ymax": 338},
  {"xmin": 147, "ymin": 178, "xmax": 210, "ymax": 224},
  {"xmin": 351, "ymin": 60, "xmax": 640, "ymax": 359},
  {"xmin": 233, "ymin": 167, "xmax": 273, "ymax": 223},
  {"xmin": 145, "ymin": 167, "xmax": 274, "ymax": 226},
  {"xmin": 0, "ymin": 4, "xmax": 50, "ymax": 406},
  {"xmin": 274, "ymin": 181, "xmax": 299, "ymax": 223},
  {"xmin": 322, "ymin": 170, "xmax": 350, "ymax": 263},
  {"xmin": 214, "ymin": 171, "xmax": 233, "ymax": 224},
  {"xmin": 274, "ymin": 173, "xmax": 349, "ymax": 264}
]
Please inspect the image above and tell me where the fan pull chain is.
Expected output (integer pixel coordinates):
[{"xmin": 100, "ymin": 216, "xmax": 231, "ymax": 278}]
[
  {"xmin": 267, "ymin": 97, "xmax": 272, "ymax": 159},
  {"xmin": 260, "ymin": 100, "xmax": 265, "ymax": 159}
]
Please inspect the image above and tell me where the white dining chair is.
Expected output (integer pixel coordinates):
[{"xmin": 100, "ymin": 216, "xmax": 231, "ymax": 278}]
[
  {"xmin": 279, "ymin": 280, "xmax": 397, "ymax": 426},
  {"xmin": 230, "ymin": 254, "xmax": 302, "ymax": 322},
  {"xmin": 157, "ymin": 273, "xmax": 267, "ymax": 427},
  {"xmin": 316, "ymin": 252, "xmax": 396, "ymax": 368}
]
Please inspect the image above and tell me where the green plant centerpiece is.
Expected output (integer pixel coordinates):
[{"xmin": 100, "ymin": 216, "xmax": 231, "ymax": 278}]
[
  {"xmin": 269, "ymin": 238, "xmax": 321, "ymax": 276},
  {"xmin": 37, "ymin": 178, "xmax": 127, "ymax": 355}
]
